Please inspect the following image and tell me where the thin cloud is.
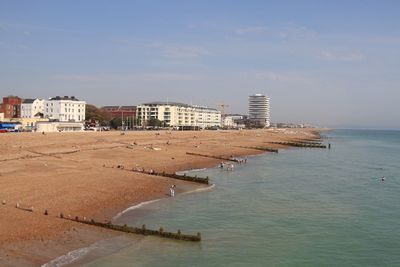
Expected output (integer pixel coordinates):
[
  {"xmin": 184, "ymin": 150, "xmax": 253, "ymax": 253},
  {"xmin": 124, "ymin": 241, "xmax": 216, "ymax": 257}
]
[
  {"xmin": 240, "ymin": 70, "xmax": 311, "ymax": 83},
  {"xmin": 279, "ymin": 22, "xmax": 317, "ymax": 39},
  {"xmin": 162, "ymin": 45, "xmax": 210, "ymax": 59},
  {"xmin": 52, "ymin": 72, "xmax": 200, "ymax": 83},
  {"xmin": 113, "ymin": 39, "xmax": 211, "ymax": 59},
  {"xmin": 235, "ymin": 26, "xmax": 267, "ymax": 34},
  {"xmin": 16, "ymin": 44, "xmax": 29, "ymax": 49},
  {"xmin": 318, "ymin": 50, "xmax": 365, "ymax": 62}
]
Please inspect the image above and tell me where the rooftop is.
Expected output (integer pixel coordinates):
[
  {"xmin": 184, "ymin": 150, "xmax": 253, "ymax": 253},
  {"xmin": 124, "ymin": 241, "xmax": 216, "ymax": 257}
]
[
  {"xmin": 140, "ymin": 101, "xmax": 218, "ymax": 111},
  {"xmin": 102, "ymin": 105, "xmax": 136, "ymax": 110},
  {"xmin": 49, "ymin": 96, "xmax": 80, "ymax": 101},
  {"xmin": 22, "ymin": 99, "xmax": 36, "ymax": 104}
]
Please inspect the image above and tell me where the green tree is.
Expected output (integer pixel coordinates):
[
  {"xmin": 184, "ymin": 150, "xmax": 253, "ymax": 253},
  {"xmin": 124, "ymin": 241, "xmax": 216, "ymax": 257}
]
[
  {"xmin": 85, "ymin": 104, "xmax": 113, "ymax": 126},
  {"xmin": 110, "ymin": 117, "xmax": 122, "ymax": 129},
  {"xmin": 147, "ymin": 118, "xmax": 164, "ymax": 127}
]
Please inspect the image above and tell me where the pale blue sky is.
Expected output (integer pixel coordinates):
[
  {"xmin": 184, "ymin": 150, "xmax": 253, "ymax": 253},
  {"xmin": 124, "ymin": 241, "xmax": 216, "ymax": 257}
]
[{"xmin": 1, "ymin": 0, "xmax": 399, "ymax": 129}]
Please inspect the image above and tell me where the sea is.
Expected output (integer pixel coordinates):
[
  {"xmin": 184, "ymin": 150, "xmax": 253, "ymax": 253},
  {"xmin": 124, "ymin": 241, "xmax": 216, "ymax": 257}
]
[{"xmin": 47, "ymin": 129, "xmax": 400, "ymax": 267}]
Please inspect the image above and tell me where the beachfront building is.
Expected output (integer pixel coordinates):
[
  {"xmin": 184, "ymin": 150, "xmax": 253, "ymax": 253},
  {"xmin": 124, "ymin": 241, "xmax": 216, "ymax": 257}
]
[
  {"xmin": 101, "ymin": 105, "xmax": 136, "ymax": 119},
  {"xmin": 248, "ymin": 94, "xmax": 270, "ymax": 127},
  {"xmin": 36, "ymin": 121, "xmax": 84, "ymax": 132},
  {"xmin": 136, "ymin": 102, "xmax": 221, "ymax": 129},
  {"xmin": 0, "ymin": 96, "xmax": 22, "ymax": 119},
  {"xmin": 44, "ymin": 96, "xmax": 86, "ymax": 122},
  {"xmin": 4, "ymin": 117, "xmax": 49, "ymax": 131},
  {"xmin": 21, "ymin": 98, "xmax": 45, "ymax": 118}
]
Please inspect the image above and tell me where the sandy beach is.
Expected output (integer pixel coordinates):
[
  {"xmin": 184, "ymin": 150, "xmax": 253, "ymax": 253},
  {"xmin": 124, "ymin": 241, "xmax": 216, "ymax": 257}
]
[{"xmin": 0, "ymin": 128, "xmax": 322, "ymax": 266}]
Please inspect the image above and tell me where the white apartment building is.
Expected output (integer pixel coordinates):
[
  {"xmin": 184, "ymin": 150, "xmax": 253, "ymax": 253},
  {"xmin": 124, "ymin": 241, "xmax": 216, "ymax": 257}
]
[
  {"xmin": 43, "ymin": 96, "xmax": 86, "ymax": 122},
  {"xmin": 136, "ymin": 102, "xmax": 221, "ymax": 129},
  {"xmin": 21, "ymin": 98, "xmax": 45, "ymax": 118},
  {"xmin": 248, "ymin": 94, "xmax": 270, "ymax": 127}
]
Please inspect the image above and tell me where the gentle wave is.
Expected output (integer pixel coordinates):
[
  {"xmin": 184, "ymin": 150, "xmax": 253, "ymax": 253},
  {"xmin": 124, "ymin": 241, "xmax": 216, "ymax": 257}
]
[
  {"xmin": 113, "ymin": 184, "xmax": 215, "ymax": 220},
  {"xmin": 41, "ymin": 242, "xmax": 98, "ymax": 267},
  {"xmin": 176, "ymin": 167, "xmax": 207, "ymax": 175},
  {"xmin": 112, "ymin": 198, "xmax": 163, "ymax": 221},
  {"xmin": 181, "ymin": 183, "xmax": 216, "ymax": 195},
  {"xmin": 42, "ymin": 183, "xmax": 215, "ymax": 267}
]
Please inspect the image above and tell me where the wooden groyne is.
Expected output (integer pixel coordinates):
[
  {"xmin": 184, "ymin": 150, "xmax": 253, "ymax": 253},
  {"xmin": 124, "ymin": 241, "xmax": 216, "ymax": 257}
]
[
  {"xmin": 272, "ymin": 141, "xmax": 326, "ymax": 148},
  {"xmin": 59, "ymin": 214, "xmax": 201, "ymax": 242},
  {"xmin": 268, "ymin": 141, "xmax": 326, "ymax": 148},
  {"xmin": 239, "ymin": 146, "xmax": 278, "ymax": 153},
  {"xmin": 103, "ymin": 164, "xmax": 209, "ymax": 184},
  {"xmin": 291, "ymin": 139, "xmax": 324, "ymax": 145},
  {"xmin": 9, "ymin": 201, "xmax": 202, "ymax": 242},
  {"xmin": 131, "ymin": 169, "xmax": 209, "ymax": 184},
  {"xmin": 186, "ymin": 152, "xmax": 241, "ymax": 162}
]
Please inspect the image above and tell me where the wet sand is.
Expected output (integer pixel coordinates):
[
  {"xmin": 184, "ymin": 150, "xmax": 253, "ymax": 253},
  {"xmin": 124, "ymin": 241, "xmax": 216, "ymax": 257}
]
[{"xmin": 0, "ymin": 128, "xmax": 322, "ymax": 266}]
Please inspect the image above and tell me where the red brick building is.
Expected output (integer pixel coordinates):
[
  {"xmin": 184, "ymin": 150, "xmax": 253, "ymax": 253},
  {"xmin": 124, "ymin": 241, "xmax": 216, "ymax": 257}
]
[
  {"xmin": 0, "ymin": 96, "xmax": 22, "ymax": 118},
  {"xmin": 101, "ymin": 106, "xmax": 136, "ymax": 119}
]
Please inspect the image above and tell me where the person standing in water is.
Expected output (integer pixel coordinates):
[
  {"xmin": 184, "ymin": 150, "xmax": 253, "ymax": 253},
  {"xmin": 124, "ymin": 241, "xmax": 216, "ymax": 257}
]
[
  {"xmin": 170, "ymin": 185, "xmax": 175, "ymax": 197},
  {"xmin": 381, "ymin": 176, "xmax": 386, "ymax": 182}
]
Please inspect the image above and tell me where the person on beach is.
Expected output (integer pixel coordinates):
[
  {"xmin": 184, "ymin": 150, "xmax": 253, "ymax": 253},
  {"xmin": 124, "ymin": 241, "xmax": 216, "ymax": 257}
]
[
  {"xmin": 170, "ymin": 185, "xmax": 175, "ymax": 197},
  {"xmin": 219, "ymin": 162, "xmax": 224, "ymax": 168}
]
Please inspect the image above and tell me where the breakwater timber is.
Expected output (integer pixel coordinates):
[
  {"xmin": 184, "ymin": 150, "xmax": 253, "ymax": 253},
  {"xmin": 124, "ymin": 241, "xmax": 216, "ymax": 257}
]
[
  {"xmin": 238, "ymin": 146, "xmax": 279, "ymax": 153},
  {"xmin": 103, "ymin": 165, "xmax": 210, "ymax": 184},
  {"xmin": 131, "ymin": 169, "xmax": 209, "ymax": 184},
  {"xmin": 9, "ymin": 201, "xmax": 202, "ymax": 242},
  {"xmin": 59, "ymin": 214, "xmax": 201, "ymax": 242},
  {"xmin": 186, "ymin": 152, "xmax": 241, "ymax": 162},
  {"xmin": 268, "ymin": 141, "xmax": 327, "ymax": 148}
]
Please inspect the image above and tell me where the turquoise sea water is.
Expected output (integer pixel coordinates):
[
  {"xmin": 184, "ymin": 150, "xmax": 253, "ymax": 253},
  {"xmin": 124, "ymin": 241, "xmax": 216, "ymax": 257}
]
[{"xmin": 70, "ymin": 129, "xmax": 400, "ymax": 267}]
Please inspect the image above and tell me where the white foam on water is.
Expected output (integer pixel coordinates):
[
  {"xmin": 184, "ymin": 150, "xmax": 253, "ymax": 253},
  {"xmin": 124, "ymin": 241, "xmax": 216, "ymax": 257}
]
[
  {"xmin": 181, "ymin": 183, "xmax": 216, "ymax": 195},
  {"xmin": 112, "ymin": 198, "xmax": 163, "ymax": 221},
  {"xmin": 175, "ymin": 167, "xmax": 207, "ymax": 175},
  {"xmin": 41, "ymin": 242, "xmax": 98, "ymax": 267}
]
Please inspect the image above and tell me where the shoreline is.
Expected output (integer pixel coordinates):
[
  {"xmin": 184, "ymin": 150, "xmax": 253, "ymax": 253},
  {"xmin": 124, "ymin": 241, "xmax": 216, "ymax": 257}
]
[
  {"xmin": 42, "ymin": 182, "xmax": 217, "ymax": 267},
  {"xmin": 0, "ymin": 128, "xmax": 325, "ymax": 266}
]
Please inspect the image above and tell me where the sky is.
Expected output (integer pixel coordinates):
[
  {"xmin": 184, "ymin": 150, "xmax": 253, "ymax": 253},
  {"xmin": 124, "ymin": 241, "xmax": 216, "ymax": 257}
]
[{"xmin": 1, "ymin": 0, "xmax": 400, "ymax": 129}]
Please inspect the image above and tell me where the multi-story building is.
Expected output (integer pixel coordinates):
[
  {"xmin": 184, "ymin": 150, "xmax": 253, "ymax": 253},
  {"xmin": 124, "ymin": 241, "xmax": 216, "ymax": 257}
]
[
  {"xmin": 193, "ymin": 105, "xmax": 221, "ymax": 129},
  {"xmin": 21, "ymin": 98, "xmax": 45, "ymax": 118},
  {"xmin": 43, "ymin": 96, "xmax": 86, "ymax": 122},
  {"xmin": 248, "ymin": 94, "xmax": 270, "ymax": 127},
  {"xmin": 101, "ymin": 105, "xmax": 136, "ymax": 119},
  {"xmin": 136, "ymin": 102, "xmax": 221, "ymax": 129},
  {"xmin": 0, "ymin": 96, "xmax": 22, "ymax": 118}
]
